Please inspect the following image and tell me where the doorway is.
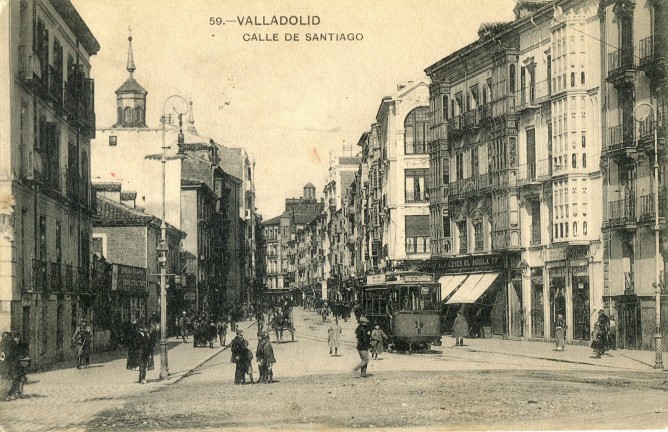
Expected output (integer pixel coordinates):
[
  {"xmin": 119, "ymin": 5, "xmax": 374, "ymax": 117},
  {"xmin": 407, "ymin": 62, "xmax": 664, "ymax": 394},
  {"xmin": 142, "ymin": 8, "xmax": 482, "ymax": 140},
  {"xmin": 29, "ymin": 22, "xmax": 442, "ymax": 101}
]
[
  {"xmin": 572, "ymin": 275, "xmax": 590, "ymax": 341},
  {"xmin": 531, "ymin": 269, "xmax": 544, "ymax": 337}
]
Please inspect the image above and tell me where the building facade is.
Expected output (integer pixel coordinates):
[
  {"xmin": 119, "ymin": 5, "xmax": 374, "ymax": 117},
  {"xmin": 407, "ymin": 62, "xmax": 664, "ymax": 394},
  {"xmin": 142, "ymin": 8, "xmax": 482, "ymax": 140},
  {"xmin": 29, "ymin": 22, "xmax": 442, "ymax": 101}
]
[
  {"xmin": 600, "ymin": 0, "xmax": 668, "ymax": 349},
  {"xmin": 0, "ymin": 0, "xmax": 99, "ymax": 368}
]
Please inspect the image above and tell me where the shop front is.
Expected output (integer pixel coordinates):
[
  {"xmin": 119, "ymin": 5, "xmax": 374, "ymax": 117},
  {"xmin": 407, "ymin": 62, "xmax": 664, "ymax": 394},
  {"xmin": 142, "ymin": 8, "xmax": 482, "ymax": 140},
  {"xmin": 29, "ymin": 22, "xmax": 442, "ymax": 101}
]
[
  {"xmin": 544, "ymin": 245, "xmax": 593, "ymax": 343},
  {"xmin": 428, "ymin": 253, "xmax": 521, "ymax": 338}
]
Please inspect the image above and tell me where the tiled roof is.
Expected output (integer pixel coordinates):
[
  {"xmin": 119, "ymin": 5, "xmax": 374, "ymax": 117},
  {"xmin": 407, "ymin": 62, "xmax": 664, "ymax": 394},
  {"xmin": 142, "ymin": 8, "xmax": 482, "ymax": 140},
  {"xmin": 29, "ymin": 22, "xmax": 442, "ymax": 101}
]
[
  {"xmin": 182, "ymin": 142, "xmax": 215, "ymax": 151},
  {"xmin": 115, "ymin": 76, "xmax": 147, "ymax": 95},
  {"xmin": 94, "ymin": 196, "xmax": 157, "ymax": 227},
  {"xmin": 93, "ymin": 182, "xmax": 122, "ymax": 192},
  {"xmin": 262, "ymin": 215, "xmax": 282, "ymax": 226},
  {"xmin": 145, "ymin": 154, "xmax": 182, "ymax": 161},
  {"xmin": 120, "ymin": 191, "xmax": 137, "ymax": 200}
]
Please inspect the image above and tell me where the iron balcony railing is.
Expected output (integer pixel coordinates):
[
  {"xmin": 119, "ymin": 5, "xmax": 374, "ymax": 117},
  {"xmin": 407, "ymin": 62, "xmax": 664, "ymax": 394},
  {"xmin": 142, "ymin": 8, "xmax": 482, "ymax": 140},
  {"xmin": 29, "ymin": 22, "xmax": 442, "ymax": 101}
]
[
  {"xmin": 638, "ymin": 189, "xmax": 664, "ymax": 221},
  {"xmin": 405, "ymin": 190, "xmax": 428, "ymax": 203},
  {"xmin": 608, "ymin": 124, "xmax": 635, "ymax": 151},
  {"xmin": 639, "ymin": 35, "xmax": 664, "ymax": 66},
  {"xmin": 462, "ymin": 109, "xmax": 478, "ymax": 129},
  {"xmin": 32, "ymin": 259, "xmax": 47, "ymax": 292},
  {"xmin": 608, "ymin": 196, "xmax": 636, "ymax": 225},
  {"xmin": 608, "ymin": 48, "xmax": 636, "ymax": 76}
]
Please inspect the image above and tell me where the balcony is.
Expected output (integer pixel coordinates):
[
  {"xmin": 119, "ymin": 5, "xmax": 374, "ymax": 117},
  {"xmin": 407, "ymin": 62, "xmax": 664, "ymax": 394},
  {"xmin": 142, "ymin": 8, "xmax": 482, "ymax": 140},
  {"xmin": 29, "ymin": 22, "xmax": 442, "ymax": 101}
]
[
  {"xmin": 478, "ymin": 104, "xmax": 491, "ymax": 124},
  {"xmin": 48, "ymin": 65, "xmax": 63, "ymax": 108},
  {"xmin": 477, "ymin": 173, "xmax": 491, "ymax": 193},
  {"xmin": 637, "ymin": 111, "xmax": 665, "ymax": 150},
  {"xmin": 490, "ymin": 95, "xmax": 516, "ymax": 119},
  {"xmin": 607, "ymin": 48, "xmax": 636, "ymax": 87},
  {"xmin": 639, "ymin": 35, "xmax": 666, "ymax": 83},
  {"xmin": 518, "ymin": 159, "xmax": 550, "ymax": 186},
  {"xmin": 607, "ymin": 196, "xmax": 636, "ymax": 229},
  {"xmin": 31, "ymin": 259, "xmax": 47, "ymax": 292},
  {"xmin": 624, "ymin": 271, "xmax": 634, "ymax": 294},
  {"xmin": 490, "ymin": 169, "xmax": 517, "ymax": 189},
  {"xmin": 49, "ymin": 262, "xmax": 63, "ymax": 292},
  {"xmin": 447, "ymin": 116, "xmax": 462, "ymax": 138},
  {"xmin": 638, "ymin": 190, "xmax": 665, "ymax": 222},
  {"xmin": 405, "ymin": 190, "xmax": 428, "ymax": 203},
  {"xmin": 607, "ymin": 124, "xmax": 635, "ymax": 156},
  {"xmin": 462, "ymin": 109, "xmax": 479, "ymax": 130}
]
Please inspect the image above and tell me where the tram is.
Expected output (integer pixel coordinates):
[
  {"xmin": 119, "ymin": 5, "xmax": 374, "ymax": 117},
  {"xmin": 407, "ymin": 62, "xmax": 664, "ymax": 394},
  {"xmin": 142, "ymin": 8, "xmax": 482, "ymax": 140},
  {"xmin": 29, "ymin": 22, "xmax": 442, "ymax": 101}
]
[{"xmin": 361, "ymin": 271, "xmax": 441, "ymax": 352}]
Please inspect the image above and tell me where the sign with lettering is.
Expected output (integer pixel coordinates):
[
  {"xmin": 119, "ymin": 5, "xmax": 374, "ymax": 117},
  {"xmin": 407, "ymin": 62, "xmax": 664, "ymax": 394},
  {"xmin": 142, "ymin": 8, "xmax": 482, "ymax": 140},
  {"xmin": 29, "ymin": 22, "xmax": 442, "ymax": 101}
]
[
  {"xmin": 112, "ymin": 264, "xmax": 147, "ymax": 294},
  {"xmin": 427, "ymin": 255, "xmax": 505, "ymax": 273},
  {"xmin": 402, "ymin": 275, "xmax": 433, "ymax": 283},
  {"xmin": 366, "ymin": 274, "xmax": 386, "ymax": 285}
]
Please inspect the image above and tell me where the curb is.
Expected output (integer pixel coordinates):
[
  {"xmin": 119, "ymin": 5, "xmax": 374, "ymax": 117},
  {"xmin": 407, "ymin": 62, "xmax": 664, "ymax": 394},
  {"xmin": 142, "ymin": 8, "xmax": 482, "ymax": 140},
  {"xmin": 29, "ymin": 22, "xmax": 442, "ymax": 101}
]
[{"xmin": 158, "ymin": 344, "xmax": 229, "ymax": 388}]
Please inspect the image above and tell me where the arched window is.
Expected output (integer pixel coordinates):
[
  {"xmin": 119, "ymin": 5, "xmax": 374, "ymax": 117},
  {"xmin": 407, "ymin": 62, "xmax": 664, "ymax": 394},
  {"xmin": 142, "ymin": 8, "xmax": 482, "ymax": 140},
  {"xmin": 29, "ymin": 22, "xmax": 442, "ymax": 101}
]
[
  {"xmin": 571, "ymin": 72, "xmax": 576, "ymax": 87},
  {"xmin": 123, "ymin": 107, "xmax": 132, "ymax": 125},
  {"xmin": 573, "ymin": 222, "xmax": 578, "ymax": 237},
  {"xmin": 572, "ymin": 153, "xmax": 577, "ymax": 168},
  {"xmin": 117, "ymin": 107, "xmax": 122, "ymax": 125},
  {"xmin": 582, "ymin": 153, "xmax": 587, "ymax": 168},
  {"xmin": 404, "ymin": 106, "xmax": 429, "ymax": 155},
  {"xmin": 134, "ymin": 107, "xmax": 143, "ymax": 125}
]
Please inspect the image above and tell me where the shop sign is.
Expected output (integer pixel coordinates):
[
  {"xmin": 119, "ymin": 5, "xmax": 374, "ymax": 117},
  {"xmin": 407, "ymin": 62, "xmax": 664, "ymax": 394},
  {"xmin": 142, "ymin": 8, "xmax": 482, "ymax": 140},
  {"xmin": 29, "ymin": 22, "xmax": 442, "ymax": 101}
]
[
  {"xmin": 434, "ymin": 255, "xmax": 505, "ymax": 272},
  {"xmin": 545, "ymin": 246, "xmax": 590, "ymax": 262},
  {"xmin": 112, "ymin": 264, "xmax": 147, "ymax": 294},
  {"xmin": 366, "ymin": 274, "xmax": 386, "ymax": 285}
]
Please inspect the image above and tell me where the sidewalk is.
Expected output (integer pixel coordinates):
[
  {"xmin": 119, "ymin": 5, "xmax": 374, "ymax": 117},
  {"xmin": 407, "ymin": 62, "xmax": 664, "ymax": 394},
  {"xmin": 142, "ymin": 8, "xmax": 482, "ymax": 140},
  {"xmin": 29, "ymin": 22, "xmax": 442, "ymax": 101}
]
[{"xmin": 442, "ymin": 335, "xmax": 666, "ymax": 372}]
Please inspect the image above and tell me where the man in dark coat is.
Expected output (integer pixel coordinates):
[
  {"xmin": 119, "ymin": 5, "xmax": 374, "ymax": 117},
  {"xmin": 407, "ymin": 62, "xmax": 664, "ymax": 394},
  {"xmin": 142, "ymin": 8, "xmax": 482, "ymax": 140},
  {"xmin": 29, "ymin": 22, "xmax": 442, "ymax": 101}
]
[
  {"xmin": 136, "ymin": 322, "xmax": 155, "ymax": 384},
  {"xmin": 230, "ymin": 329, "xmax": 246, "ymax": 384},
  {"xmin": 353, "ymin": 316, "xmax": 371, "ymax": 377},
  {"xmin": 256, "ymin": 331, "xmax": 276, "ymax": 383}
]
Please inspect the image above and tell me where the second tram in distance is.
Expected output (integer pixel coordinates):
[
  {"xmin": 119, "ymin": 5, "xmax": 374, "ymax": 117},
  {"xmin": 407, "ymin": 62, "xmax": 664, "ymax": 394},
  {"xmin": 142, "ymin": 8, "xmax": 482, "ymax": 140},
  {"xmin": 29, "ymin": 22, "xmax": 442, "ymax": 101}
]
[{"xmin": 360, "ymin": 271, "xmax": 441, "ymax": 353}]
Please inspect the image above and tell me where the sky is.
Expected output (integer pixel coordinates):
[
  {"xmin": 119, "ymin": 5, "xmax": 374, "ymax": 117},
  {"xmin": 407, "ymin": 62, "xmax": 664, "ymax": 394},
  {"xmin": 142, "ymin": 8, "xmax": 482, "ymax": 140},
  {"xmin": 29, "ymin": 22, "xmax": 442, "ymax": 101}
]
[{"xmin": 71, "ymin": 0, "xmax": 517, "ymax": 218}]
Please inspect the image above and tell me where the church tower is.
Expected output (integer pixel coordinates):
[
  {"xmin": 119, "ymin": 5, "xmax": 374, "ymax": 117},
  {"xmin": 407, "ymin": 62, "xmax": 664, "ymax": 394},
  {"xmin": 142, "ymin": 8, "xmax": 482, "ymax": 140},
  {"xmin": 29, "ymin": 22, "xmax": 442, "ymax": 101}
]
[{"xmin": 113, "ymin": 33, "xmax": 147, "ymax": 128}]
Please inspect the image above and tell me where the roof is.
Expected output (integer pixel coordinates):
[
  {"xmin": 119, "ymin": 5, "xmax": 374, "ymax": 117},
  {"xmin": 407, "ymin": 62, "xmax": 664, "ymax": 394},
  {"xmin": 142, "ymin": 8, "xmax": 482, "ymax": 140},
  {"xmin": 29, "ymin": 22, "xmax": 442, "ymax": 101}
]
[
  {"xmin": 49, "ymin": 0, "xmax": 100, "ymax": 55},
  {"xmin": 93, "ymin": 182, "xmax": 122, "ymax": 192},
  {"xmin": 115, "ymin": 76, "xmax": 147, "ymax": 95},
  {"xmin": 182, "ymin": 142, "xmax": 216, "ymax": 152},
  {"xmin": 262, "ymin": 215, "xmax": 282, "ymax": 226},
  {"xmin": 120, "ymin": 191, "xmax": 137, "ymax": 200},
  {"xmin": 292, "ymin": 213, "xmax": 319, "ymax": 225},
  {"xmin": 95, "ymin": 196, "xmax": 157, "ymax": 226},
  {"xmin": 304, "ymin": 182, "xmax": 315, "ymax": 189},
  {"xmin": 94, "ymin": 196, "xmax": 185, "ymax": 238},
  {"xmin": 181, "ymin": 178, "xmax": 205, "ymax": 187}
]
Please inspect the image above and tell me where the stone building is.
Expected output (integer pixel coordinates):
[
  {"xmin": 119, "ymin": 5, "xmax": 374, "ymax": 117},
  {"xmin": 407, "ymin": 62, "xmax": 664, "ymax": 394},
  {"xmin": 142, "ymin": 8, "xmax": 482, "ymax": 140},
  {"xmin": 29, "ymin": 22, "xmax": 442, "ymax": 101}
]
[
  {"xmin": 0, "ymin": 0, "xmax": 99, "ymax": 368},
  {"xmin": 599, "ymin": 0, "xmax": 668, "ymax": 350}
]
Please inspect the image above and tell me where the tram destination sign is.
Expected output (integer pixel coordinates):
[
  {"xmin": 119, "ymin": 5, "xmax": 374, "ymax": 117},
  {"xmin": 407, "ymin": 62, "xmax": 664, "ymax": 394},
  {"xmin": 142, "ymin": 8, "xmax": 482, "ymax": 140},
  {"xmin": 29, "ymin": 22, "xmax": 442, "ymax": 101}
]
[{"xmin": 401, "ymin": 275, "xmax": 433, "ymax": 283}]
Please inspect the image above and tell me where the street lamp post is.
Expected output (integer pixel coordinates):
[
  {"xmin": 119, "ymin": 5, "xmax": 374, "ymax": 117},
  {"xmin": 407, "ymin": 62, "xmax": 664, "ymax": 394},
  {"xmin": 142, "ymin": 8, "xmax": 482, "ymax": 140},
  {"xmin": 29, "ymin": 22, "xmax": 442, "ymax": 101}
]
[
  {"xmin": 158, "ymin": 95, "xmax": 189, "ymax": 380},
  {"xmin": 634, "ymin": 101, "xmax": 663, "ymax": 370}
]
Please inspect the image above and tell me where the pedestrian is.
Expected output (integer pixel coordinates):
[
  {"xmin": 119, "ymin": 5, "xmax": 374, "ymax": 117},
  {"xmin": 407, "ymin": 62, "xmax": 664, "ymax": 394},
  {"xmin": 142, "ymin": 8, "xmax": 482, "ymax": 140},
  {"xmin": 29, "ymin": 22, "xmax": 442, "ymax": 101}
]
[
  {"xmin": 0, "ymin": 332, "xmax": 15, "ymax": 399},
  {"xmin": 217, "ymin": 317, "xmax": 228, "ymax": 347},
  {"xmin": 452, "ymin": 310, "xmax": 469, "ymax": 346},
  {"xmin": 609, "ymin": 316, "xmax": 617, "ymax": 350},
  {"xmin": 72, "ymin": 320, "xmax": 92, "ymax": 369},
  {"xmin": 240, "ymin": 340, "xmax": 254, "ymax": 384},
  {"xmin": 208, "ymin": 321, "xmax": 217, "ymax": 349},
  {"xmin": 591, "ymin": 310, "xmax": 610, "ymax": 358},
  {"xmin": 328, "ymin": 318, "xmax": 342, "ymax": 356},
  {"xmin": 554, "ymin": 314, "xmax": 567, "ymax": 351},
  {"xmin": 353, "ymin": 302, "xmax": 362, "ymax": 324},
  {"xmin": 353, "ymin": 316, "xmax": 371, "ymax": 377},
  {"xmin": 321, "ymin": 304, "xmax": 329, "ymax": 322},
  {"xmin": 256, "ymin": 331, "xmax": 276, "ymax": 383},
  {"xmin": 7, "ymin": 334, "xmax": 28, "ymax": 399},
  {"xmin": 136, "ymin": 322, "xmax": 155, "ymax": 384},
  {"xmin": 370, "ymin": 323, "xmax": 389, "ymax": 359},
  {"xmin": 231, "ymin": 329, "xmax": 246, "ymax": 384},
  {"xmin": 178, "ymin": 311, "xmax": 190, "ymax": 343}
]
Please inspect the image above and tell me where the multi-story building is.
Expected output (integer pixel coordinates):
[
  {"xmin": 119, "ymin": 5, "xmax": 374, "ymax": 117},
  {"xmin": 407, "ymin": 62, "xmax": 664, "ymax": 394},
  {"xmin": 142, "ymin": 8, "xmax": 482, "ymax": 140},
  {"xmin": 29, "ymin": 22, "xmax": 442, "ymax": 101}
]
[
  {"xmin": 426, "ymin": 0, "xmax": 604, "ymax": 342},
  {"xmin": 0, "ymin": 0, "xmax": 99, "ymax": 367},
  {"xmin": 262, "ymin": 184, "xmax": 323, "ymax": 291},
  {"xmin": 374, "ymin": 81, "xmax": 431, "ymax": 269},
  {"xmin": 323, "ymin": 151, "xmax": 360, "ymax": 298},
  {"xmin": 218, "ymin": 146, "xmax": 258, "ymax": 303},
  {"xmin": 600, "ymin": 0, "xmax": 668, "ymax": 350},
  {"xmin": 92, "ymin": 183, "xmax": 185, "ymax": 336}
]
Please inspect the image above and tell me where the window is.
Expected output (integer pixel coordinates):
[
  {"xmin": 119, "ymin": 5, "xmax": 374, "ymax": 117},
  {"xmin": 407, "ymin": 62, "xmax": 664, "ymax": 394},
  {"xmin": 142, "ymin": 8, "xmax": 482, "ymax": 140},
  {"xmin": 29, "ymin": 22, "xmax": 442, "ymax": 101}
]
[
  {"xmin": 39, "ymin": 215, "xmax": 46, "ymax": 261},
  {"xmin": 458, "ymin": 221, "xmax": 468, "ymax": 254},
  {"xmin": 473, "ymin": 221, "xmax": 484, "ymax": 252},
  {"xmin": 442, "ymin": 95, "xmax": 449, "ymax": 120},
  {"xmin": 581, "ymin": 72, "xmax": 586, "ymax": 85},
  {"xmin": 471, "ymin": 147, "xmax": 479, "ymax": 178},
  {"xmin": 571, "ymin": 72, "xmax": 576, "ymax": 87},
  {"xmin": 572, "ymin": 153, "xmax": 577, "ymax": 168},
  {"xmin": 109, "ymin": 136, "xmax": 117, "ymax": 146},
  {"xmin": 582, "ymin": 153, "xmax": 587, "ymax": 168},
  {"xmin": 124, "ymin": 107, "xmax": 132, "ymax": 124},
  {"xmin": 442, "ymin": 157, "xmax": 449, "ymax": 184},
  {"xmin": 404, "ymin": 107, "xmax": 429, "ymax": 154},
  {"xmin": 405, "ymin": 169, "xmax": 428, "ymax": 202},
  {"xmin": 469, "ymin": 85, "xmax": 479, "ymax": 110},
  {"xmin": 509, "ymin": 64, "xmax": 516, "ymax": 94},
  {"xmin": 443, "ymin": 214, "xmax": 451, "ymax": 238},
  {"xmin": 405, "ymin": 215, "xmax": 430, "ymax": 255},
  {"xmin": 456, "ymin": 153, "xmax": 464, "ymax": 181},
  {"xmin": 530, "ymin": 200, "xmax": 541, "ymax": 245},
  {"xmin": 134, "ymin": 107, "xmax": 143, "ymax": 125}
]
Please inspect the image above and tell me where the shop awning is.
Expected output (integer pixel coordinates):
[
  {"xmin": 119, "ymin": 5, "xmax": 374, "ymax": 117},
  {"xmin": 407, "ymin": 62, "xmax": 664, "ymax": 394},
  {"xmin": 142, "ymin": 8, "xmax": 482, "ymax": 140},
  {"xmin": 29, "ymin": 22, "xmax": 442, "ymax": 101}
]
[
  {"xmin": 438, "ymin": 274, "xmax": 467, "ymax": 302},
  {"xmin": 446, "ymin": 273, "xmax": 499, "ymax": 304}
]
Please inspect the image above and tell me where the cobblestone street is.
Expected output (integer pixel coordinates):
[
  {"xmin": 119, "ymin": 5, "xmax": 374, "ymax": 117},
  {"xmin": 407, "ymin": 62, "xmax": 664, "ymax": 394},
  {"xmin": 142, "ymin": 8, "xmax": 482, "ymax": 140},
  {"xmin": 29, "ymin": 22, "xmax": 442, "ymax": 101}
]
[{"xmin": 3, "ymin": 309, "xmax": 666, "ymax": 431}]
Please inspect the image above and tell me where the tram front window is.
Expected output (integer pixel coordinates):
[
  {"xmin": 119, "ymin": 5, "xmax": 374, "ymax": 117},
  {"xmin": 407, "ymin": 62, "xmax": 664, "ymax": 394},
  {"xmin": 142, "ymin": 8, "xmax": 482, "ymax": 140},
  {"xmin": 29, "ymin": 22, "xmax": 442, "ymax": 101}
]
[{"xmin": 396, "ymin": 285, "xmax": 436, "ymax": 311}]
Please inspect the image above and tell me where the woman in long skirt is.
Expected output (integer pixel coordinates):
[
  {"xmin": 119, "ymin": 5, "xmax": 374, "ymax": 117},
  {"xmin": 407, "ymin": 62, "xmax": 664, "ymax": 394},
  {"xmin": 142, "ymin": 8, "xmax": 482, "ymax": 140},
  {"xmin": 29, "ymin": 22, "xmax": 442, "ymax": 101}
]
[{"xmin": 554, "ymin": 314, "xmax": 566, "ymax": 351}]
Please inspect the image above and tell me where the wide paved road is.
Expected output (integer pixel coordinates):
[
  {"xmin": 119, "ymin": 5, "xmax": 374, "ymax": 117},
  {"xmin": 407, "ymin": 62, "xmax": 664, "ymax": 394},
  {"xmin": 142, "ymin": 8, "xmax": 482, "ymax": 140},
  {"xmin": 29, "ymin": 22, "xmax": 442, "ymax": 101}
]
[{"xmin": 77, "ymin": 308, "xmax": 668, "ymax": 431}]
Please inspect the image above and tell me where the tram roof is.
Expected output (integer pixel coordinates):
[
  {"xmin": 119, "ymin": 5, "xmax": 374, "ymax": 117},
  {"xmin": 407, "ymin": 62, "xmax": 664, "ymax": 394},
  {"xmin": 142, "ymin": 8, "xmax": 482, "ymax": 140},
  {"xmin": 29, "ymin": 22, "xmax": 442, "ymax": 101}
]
[{"xmin": 365, "ymin": 271, "xmax": 435, "ymax": 286}]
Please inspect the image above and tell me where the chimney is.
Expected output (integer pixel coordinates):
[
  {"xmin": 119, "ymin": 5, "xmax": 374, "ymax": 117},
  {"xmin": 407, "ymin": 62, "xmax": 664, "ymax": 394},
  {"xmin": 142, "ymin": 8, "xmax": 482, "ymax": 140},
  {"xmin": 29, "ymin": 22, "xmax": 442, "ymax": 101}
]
[
  {"xmin": 92, "ymin": 182, "xmax": 122, "ymax": 203},
  {"xmin": 121, "ymin": 191, "xmax": 137, "ymax": 209}
]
